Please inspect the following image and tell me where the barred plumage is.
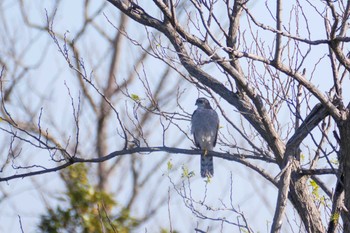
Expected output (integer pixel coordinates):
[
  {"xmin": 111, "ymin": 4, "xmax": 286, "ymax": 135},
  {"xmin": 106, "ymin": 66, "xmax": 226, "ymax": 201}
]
[{"xmin": 191, "ymin": 98, "xmax": 219, "ymax": 178}]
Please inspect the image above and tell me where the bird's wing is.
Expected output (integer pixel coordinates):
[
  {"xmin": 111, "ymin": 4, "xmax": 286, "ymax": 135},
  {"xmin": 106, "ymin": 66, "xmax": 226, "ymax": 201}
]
[
  {"xmin": 213, "ymin": 122, "xmax": 219, "ymax": 147},
  {"xmin": 193, "ymin": 132, "xmax": 200, "ymax": 148},
  {"xmin": 210, "ymin": 110, "xmax": 219, "ymax": 147},
  {"xmin": 191, "ymin": 109, "xmax": 197, "ymax": 134},
  {"xmin": 191, "ymin": 109, "xmax": 201, "ymax": 148}
]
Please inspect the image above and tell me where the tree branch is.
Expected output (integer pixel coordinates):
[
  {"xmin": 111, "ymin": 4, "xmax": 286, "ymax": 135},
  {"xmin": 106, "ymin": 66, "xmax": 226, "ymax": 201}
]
[{"xmin": 0, "ymin": 146, "xmax": 275, "ymax": 183}]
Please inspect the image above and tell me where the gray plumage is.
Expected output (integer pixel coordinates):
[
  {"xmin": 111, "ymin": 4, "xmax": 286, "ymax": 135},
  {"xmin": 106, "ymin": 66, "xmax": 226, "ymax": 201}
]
[{"xmin": 191, "ymin": 97, "xmax": 219, "ymax": 178}]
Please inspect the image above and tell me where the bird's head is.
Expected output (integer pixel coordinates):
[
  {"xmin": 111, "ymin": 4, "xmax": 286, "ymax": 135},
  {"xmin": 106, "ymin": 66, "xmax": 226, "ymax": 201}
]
[{"xmin": 195, "ymin": 97, "xmax": 212, "ymax": 109}]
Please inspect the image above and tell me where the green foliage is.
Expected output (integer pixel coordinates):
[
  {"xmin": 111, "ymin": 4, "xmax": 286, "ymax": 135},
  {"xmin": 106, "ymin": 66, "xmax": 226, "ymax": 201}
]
[
  {"xmin": 204, "ymin": 176, "xmax": 212, "ymax": 184},
  {"xmin": 330, "ymin": 158, "xmax": 339, "ymax": 165},
  {"xmin": 38, "ymin": 164, "xmax": 139, "ymax": 233},
  {"xmin": 130, "ymin": 94, "xmax": 141, "ymax": 102},
  {"xmin": 330, "ymin": 212, "xmax": 340, "ymax": 223},
  {"xmin": 167, "ymin": 160, "xmax": 173, "ymax": 171},
  {"xmin": 239, "ymin": 228, "xmax": 250, "ymax": 233},
  {"xmin": 309, "ymin": 179, "xmax": 319, "ymax": 198},
  {"xmin": 181, "ymin": 165, "xmax": 195, "ymax": 178},
  {"xmin": 309, "ymin": 179, "xmax": 325, "ymax": 205}
]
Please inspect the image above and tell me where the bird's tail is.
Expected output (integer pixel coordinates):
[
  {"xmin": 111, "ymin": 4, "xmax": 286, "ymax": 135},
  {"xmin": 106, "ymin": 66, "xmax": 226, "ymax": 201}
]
[{"xmin": 201, "ymin": 153, "xmax": 214, "ymax": 178}]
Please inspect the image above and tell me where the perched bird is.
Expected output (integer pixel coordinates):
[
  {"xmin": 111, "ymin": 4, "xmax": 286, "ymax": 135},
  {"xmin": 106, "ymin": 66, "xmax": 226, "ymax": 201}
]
[{"xmin": 191, "ymin": 97, "xmax": 219, "ymax": 178}]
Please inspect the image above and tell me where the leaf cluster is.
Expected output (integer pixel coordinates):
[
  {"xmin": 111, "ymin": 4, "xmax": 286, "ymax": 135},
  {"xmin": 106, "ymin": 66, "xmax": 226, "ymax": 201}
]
[{"xmin": 38, "ymin": 164, "xmax": 139, "ymax": 233}]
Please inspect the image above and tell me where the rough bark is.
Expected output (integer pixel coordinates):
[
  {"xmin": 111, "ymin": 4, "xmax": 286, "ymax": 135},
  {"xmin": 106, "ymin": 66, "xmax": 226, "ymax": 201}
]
[
  {"xmin": 289, "ymin": 175, "xmax": 325, "ymax": 233},
  {"xmin": 338, "ymin": 115, "xmax": 350, "ymax": 230}
]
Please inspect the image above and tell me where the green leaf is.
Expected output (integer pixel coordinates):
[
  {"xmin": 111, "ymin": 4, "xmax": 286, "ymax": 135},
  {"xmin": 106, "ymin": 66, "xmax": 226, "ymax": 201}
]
[
  {"xmin": 130, "ymin": 94, "xmax": 140, "ymax": 102},
  {"xmin": 204, "ymin": 176, "xmax": 211, "ymax": 183},
  {"xmin": 181, "ymin": 165, "xmax": 195, "ymax": 178},
  {"xmin": 331, "ymin": 212, "xmax": 340, "ymax": 221},
  {"xmin": 309, "ymin": 179, "xmax": 319, "ymax": 198},
  {"xmin": 330, "ymin": 158, "xmax": 339, "ymax": 165},
  {"xmin": 38, "ymin": 164, "xmax": 139, "ymax": 233},
  {"xmin": 167, "ymin": 160, "xmax": 173, "ymax": 171},
  {"xmin": 239, "ymin": 228, "xmax": 249, "ymax": 233}
]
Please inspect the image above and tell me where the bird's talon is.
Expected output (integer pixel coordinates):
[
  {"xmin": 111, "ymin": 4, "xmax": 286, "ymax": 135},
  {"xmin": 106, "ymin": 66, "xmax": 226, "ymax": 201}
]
[{"xmin": 204, "ymin": 149, "xmax": 208, "ymax": 156}]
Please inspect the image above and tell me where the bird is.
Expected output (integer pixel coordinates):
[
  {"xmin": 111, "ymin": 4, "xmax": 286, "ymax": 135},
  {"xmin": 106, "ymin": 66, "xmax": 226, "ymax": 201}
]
[{"xmin": 191, "ymin": 97, "xmax": 219, "ymax": 178}]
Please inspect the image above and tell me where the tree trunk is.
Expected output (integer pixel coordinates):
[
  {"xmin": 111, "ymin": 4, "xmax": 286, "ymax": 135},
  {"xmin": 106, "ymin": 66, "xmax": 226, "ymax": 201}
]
[
  {"xmin": 339, "ymin": 117, "xmax": 350, "ymax": 230},
  {"xmin": 289, "ymin": 175, "xmax": 325, "ymax": 233}
]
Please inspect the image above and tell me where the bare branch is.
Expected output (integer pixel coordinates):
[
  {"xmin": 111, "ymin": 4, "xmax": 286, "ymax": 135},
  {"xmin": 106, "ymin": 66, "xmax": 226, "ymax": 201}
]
[{"xmin": 0, "ymin": 146, "xmax": 275, "ymax": 183}]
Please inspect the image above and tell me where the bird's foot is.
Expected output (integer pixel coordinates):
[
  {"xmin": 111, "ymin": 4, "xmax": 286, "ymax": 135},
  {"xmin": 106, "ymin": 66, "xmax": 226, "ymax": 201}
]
[{"xmin": 203, "ymin": 149, "xmax": 208, "ymax": 156}]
